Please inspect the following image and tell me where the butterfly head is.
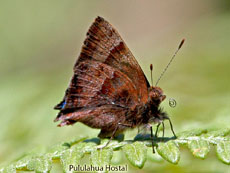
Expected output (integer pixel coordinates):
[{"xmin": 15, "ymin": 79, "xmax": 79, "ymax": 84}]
[{"xmin": 148, "ymin": 86, "xmax": 166, "ymax": 106}]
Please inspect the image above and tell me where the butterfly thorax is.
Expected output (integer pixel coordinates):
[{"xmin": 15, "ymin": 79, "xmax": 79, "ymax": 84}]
[{"xmin": 127, "ymin": 86, "xmax": 168, "ymax": 127}]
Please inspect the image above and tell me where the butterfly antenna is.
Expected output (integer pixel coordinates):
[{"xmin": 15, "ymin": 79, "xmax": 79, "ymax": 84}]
[
  {"xmin": 155, "ymin": 38, "xmax": 185, "ymax": 86},
  {"xmin": 150, "ymin": 64, "xmax": 153, "ymax": 86}
]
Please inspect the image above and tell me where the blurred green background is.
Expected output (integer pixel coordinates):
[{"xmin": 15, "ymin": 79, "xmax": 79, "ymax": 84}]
[{"xmin": 1, "ymin": 0, "xmax": 230, "ymax": 172}]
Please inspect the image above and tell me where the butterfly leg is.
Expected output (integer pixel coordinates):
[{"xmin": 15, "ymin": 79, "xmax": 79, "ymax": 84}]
[
  {"xmin": 155, "ymin": 123, "xmax": 161, "ymax": 138},
  {"xmin": 162, "ymin": 122, "xmax": 165, "ymax": 138},
  {"xmin": 137, "ymin": 126, "xmax": 140, "ymax": 134},
  {"xmin": 97, "ymin": 122, "xmax": 132, "ymax": 150},
  {"xmin": 146, "ymin": 124, "xmax": 156, "ymax": 153},
  {"xmin": 167, "ymin": 118, "xmax": 177, "ymax": 138},
  {"xmin": 137, "ymin": 124, "xmax": 147, "ymax": 135}
]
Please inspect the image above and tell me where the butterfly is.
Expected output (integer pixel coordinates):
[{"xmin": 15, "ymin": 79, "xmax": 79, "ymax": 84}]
[{"xmin": 54, "ymin": 16, "xmax": 184, "ymax": 151}]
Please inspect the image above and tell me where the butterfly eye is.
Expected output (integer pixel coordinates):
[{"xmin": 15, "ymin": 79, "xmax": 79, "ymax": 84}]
[{"xmin": 151, "ymin": 92, "xmax": 157, "ymax": 98}]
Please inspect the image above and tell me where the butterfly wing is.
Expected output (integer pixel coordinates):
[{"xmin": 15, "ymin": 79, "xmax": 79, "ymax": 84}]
[
  {"xmin": 79, "ymin": 16, "xmax": 150, "ymax": 101},
  {"xmin": 54, "ymin": 17, "xmax": 149, "ymax": 131}
]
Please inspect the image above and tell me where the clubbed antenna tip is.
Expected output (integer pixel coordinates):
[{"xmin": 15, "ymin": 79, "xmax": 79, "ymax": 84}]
[
  {"xmin": 178, "ymin": 38, "xmax": 185, "ymax": 50},
  {"xmin": 150, "ymin": 64, "xmax": 153, "ymax": 86}
]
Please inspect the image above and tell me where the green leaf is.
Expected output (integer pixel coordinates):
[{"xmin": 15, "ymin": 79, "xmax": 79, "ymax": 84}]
[
  {"xmin": 157, "ymin": 141, "xmax": 180, "ymax": 164},
  {"xmin": 206, "ymin": 128, "xmax": 230, "ymax": 137},
  {"xmin": 122, "ymin": 141, "xmax": 147, "ymax": 168},
  {"xmin": 47, "ymin": 143, "xmax": 70, "ymax": 159},
  {"xmin": 27, "ymin": 154, "xmax": 52, "ymax": 172},
  {"xmin": 60, "ymin": 143, "xmax": 88, "ymax": 173},
  {"xmin": 216, "ymin": 141, "xmax": 230, "ymax": 165},
  {"xmin": 147, "ymin": 147, "xmax": 163, "ymax": 163},
  {"xmin": 90, "ymin": 148, "xmax": 113, "ymax": 173},
  {"xmin": 14, "ymin": 146, "xmax": 48, "ymax": 170},
  {"xmin": 111, "ymin": 150, "xmax": 123, "ymax": 165},
  {"xmin": 187, "ymin": 139, "xmax": 210, "ymax": 159},
  {"xmin": 82, "ymin": 141, "xmax": 98, "ymax": 153},
  {"xmin": 177, "ymin": 128, "xmax": 207, "ymax": 138},
  {"xmin": 67, "ymin": 136, "xmax": 89, "ymax": 146},
  {"xmin": 3, "ymin": 128, "xmax": 230, "ymax": 172},
  {"xmin": 15, "ymin": 155, "xmax": 33, "ymax": 170},
  {"xmin": 0, "ymin": 165, "xmax": 16, "ymax": 173}
]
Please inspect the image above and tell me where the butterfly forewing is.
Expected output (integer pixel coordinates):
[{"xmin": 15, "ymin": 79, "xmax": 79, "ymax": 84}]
[{"xmin": 78, "ymin": 16, "xmax": 149, "ymax": 102}]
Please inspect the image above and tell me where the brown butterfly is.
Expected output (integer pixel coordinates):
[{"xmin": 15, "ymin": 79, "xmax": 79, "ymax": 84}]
[{"xmin": 54, "ymin": 16, "xmax": 184, "ymax": 151}]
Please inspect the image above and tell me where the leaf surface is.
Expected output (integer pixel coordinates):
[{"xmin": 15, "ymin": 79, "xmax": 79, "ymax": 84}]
[{"xmin": 122, "ymin": 141, "xmax": 147, "ymax": 168}]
